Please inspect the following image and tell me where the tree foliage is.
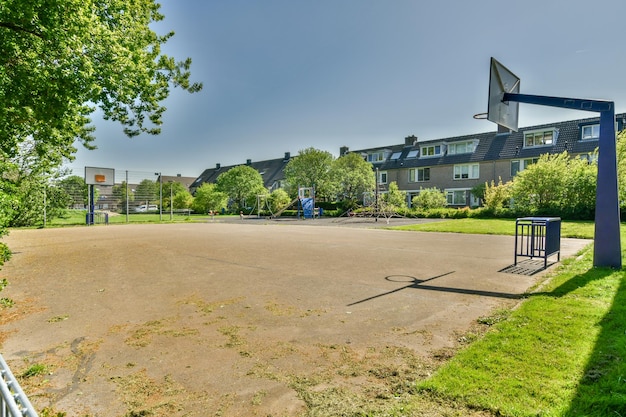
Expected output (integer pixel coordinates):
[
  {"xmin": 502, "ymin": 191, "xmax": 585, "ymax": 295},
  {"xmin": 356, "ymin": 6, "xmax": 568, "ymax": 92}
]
[
  {"xmin": 215, "ymin": 165, "xmax": 265, "ymax": 211},
  {"xmin": 332, "ymin": 152, "xmax": 375, "ymax": 203},
  {"xmin": 0, "ymin": 0, "xmax": 202, "ymax": 166},
  {"xmin": 266, "ymin": 188, "xmax": 291, "ymax": 213},
  {"xmin": 191, "ymin": 183, "xmax": 228, "ymax": 214},
  {"xmin": 383, "ymin": 181, "xmax": 407, "ymax": 209},
  {"xmin": 135, "ymin": 179, "xmax": 158, "ymax": 206},
  {"xmin": 617, "ymin": 130, "xmax": 626, "ymax": 210},
  {"xmin": 510, "ymin": 151, "xmax": 596, "ymax": 218},
  {"xmin": 483, "ymin": 177, "xmax": 511, "ymax": 210},
  {"xmin": 412, "ymin": 187, "xmax": 447, "ymax": 210},
  {"xmin": 283, "ymin": 148, "xmax": 336, "ymax": 200}
]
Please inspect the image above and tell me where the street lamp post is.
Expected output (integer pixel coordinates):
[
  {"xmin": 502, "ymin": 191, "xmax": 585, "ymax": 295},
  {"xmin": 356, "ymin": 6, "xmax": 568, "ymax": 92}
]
[{"xmin": 155, "ymin": 172, "xmax": 162, "ymax": 221}]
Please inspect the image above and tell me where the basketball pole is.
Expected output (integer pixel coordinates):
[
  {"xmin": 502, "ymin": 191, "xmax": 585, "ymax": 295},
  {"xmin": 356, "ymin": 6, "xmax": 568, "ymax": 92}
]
[{"xmin": 502, "ymin": 92, "xmax": 621, "ymax": 269}]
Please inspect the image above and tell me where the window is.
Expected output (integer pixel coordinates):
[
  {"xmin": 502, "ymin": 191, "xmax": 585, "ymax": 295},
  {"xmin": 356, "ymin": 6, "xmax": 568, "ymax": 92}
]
[
  {"xmin": 390, "ymin": 152, "xmax": 402, "ymax": 160},
  {"xmin": 510, "ymin": 158, "xmax": 538, "ymax": 176},
  {"xmin": 408, "ymin": 167, "xmax": 430, "ymax": 182},
  {"xmin": 420, "ymin": 144, "xmax": 443, "ymax": 158},
  {"xmin": 379, "ymin": 171, "xmax": 387, "ymax": 184},
  {"xmin": 524, "ymin": 129, "xmax": 556, "ymax": 147},
  {"xmin": 447, "ymin": 140, "xmax": 477, "ymax": 155},
  {"xmin": 581, "ymin": 124, "xmax": 600, "ymax": 140},
  {"xmin": 367, "ymin": 152, "xmax": 385, "ymax": 162},
  {"xmin": 406, "ymin": 149, "xmax": 419, "ymax": 158},
  {"xmin": 446, "ymin": 189, "xmax": 467, "ymax": 205},
  {"xmin": 453, "ymin": 163, "xmax": 479, "ymax": 180}
]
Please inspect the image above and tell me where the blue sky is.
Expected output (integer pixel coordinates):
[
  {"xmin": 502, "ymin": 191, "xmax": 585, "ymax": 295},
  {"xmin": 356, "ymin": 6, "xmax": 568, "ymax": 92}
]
[{"xmin": 66, "ymin": 0, "xmax": 626, "ymax": 178}]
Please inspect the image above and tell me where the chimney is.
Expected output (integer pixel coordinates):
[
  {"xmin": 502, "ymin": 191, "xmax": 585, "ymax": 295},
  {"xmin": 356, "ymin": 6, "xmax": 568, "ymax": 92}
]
[
  {"xmin": 216, "ymin": 163, "xmax": 221, "ymax": 169},
  {"xmin": 284, "ymin": 152, "xmax": 291, "ymax": 161},
  {"xmin": 339, "ymin": 146, "xmax": 349, "ymax": 156},
  {"xmin": 405, "ymin": 135, "xmax": 418, "ymax": 146},
  {"xmin": 246, "ymin": 159, "xmax": 252, "ymax": 165},
  {"xmin": 177, "ymin": 174, "xmax": 181, "ymax": 177}
]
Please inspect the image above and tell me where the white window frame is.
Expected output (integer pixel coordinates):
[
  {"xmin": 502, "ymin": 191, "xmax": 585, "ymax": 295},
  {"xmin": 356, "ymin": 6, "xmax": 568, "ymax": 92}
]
[
  {"xmin": 453, "ymin": 163, "xmax": 479, "ymax": 180},
  {"xmin": 420, "ymin": 144, "xmax": 443, "ymax": 158},
  {"xmin": 581, "ymin": 124, "xmax": 600, "ymax": 140},
  {"xmin": 447, "ymin": 140, "xmax": 477, "ymax": 155},
  {"xmin": 408, "ymin": 167, "xmax": 430, "ymax": 182},
  {"xmin": 510, "ymin": 158, "xmax": 538, "ymax": 176},
  {"xmin": 524, "ymin": 128, "xmax": 556, "ymax": 148},
  {"xmin": 367, "ymin": 151, "xmax": 385, "ymax": 162},
  {"xmin": 446, "ymin": 189, "xmax": 468, "ymax": 206},
  {"xmin": 379, "ymin": 171, "xmax": 388, "ymax": 184}
]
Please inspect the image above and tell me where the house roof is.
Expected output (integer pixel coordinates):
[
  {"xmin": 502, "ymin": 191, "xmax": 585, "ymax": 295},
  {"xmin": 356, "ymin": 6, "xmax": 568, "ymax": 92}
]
[
  {"xmin": 355, "ymin": 113, "xmax": 626, "ymax": 170},
  {"xmin": 191, "ymin": 153, "xmax": 292, "ymax": 192},
  {"xmin": 191, "ymin": 113, "xmax": 626, "ymax": 190}
]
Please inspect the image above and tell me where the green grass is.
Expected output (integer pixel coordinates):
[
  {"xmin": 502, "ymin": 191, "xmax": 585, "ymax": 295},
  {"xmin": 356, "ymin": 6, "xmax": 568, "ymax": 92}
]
[
  {"xmin": 390, "ymin": 218, "xmax": 596, "ymax": 239},
  {"xmin": 45, "ymin": 209, "xmax": 213, "ymax": 227},
  {"xmin": 408, "ymin": 223, "xmax": 626, "ymax": 416}
]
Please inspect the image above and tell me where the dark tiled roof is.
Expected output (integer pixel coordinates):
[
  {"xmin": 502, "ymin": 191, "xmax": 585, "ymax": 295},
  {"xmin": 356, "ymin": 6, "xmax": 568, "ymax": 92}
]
[
  {"xmin": 191, "ymin": 154, "xmax": 291, "ymax": 192},
  {"xmin": 355, "ymin": 112, "xmax": 626, "ymax": 169}
]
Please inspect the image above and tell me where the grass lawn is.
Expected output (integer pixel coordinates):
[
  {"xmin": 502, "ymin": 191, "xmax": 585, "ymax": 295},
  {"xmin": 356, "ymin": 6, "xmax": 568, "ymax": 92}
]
[
  {"xmin": 396, "ymin": 219, "xmax": 626, "ymax": 417},
  {"xmin": 390, "ymin": 218, "xmax": 595, "ymax": 239}
]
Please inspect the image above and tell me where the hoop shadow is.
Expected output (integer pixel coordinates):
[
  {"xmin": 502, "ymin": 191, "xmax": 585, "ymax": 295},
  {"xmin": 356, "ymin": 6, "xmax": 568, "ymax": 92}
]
[{"xmin": 347, "ymin": 271, "xmax": 521, "ymax": 306}]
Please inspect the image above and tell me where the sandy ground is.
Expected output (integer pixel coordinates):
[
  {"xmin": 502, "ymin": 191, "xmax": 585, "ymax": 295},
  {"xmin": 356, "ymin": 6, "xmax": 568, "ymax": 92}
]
[{"xmin": 0, "ymin": 219, "xmax": 590, "ymax": 416}]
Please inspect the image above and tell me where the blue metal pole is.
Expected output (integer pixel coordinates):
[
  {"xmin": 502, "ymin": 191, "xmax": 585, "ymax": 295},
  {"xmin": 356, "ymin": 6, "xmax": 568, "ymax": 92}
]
[{"xmin": 594, "ymin": 109, "xmax": 622, "ymax": 268}]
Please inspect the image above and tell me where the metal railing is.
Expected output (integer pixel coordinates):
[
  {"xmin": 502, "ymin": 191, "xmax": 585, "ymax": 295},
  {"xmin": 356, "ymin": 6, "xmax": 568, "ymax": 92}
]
[{"xmin": 0, "ymin": 354, "xmax": 38, "ymax": 417}]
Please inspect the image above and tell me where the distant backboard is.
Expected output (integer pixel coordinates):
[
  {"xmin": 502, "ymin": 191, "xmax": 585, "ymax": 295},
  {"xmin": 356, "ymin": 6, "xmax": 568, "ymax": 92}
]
[
  {"xmin": 85, "ymin": 167, "xmax": 115, "ymax": 186},
  {"xmin": 487, "ymin": 57, "xmax": 520, "ymax": 132}
]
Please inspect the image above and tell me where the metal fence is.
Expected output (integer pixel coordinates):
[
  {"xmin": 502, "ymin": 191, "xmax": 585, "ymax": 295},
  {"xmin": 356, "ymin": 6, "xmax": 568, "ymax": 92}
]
[{"xmin": 0, "ymin": 354, "xmax": 38, "ymax": 417}]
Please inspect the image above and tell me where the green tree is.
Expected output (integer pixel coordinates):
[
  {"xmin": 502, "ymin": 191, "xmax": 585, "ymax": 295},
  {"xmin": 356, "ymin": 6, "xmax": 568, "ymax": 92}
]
[
  {"xmin": 617, "ymin": 130, "xmax": 626, "ymax": 210},
  {"xmin": 509, "ymin": 151, "xmax": 597, "ymax": 217},
  {"xmin": 412, "ymin": 187, "xmax": 447, "ymax": 209},
  {"xmin": 0, "ymin": 0, "xmax": 202, "ymax": 166},
  {"xmin": 215, "ymin": 165, "xmax": 266, "ymax": 211},
  {"xmin": 483, "ymin": 178, "xmax": 511, "ymax": 210},
  {"xmin": 173, "ymin": 189, "xmax": 193, "ymax": 210},
  {"xmin": 383, "ymin": 181, "xmax": 407, "ymax": 209},
  {"xmin": 332, "ymin": 152, "xmax": 375, "ymax": 203},
  {"xmin": 163, "ymin": 182, "xmax": 187, "ymax": 209},
  {"xmin": 112, "ymin": 182, "xmax": 135, "ymax": 212},
  {"xmin": 283, "ymin": 148, "xmax": 336, "ymax": 200},
  {"xmin": 57, "ymin": 175, "xmax": 89, "ymax": 207},
  {"xmin": 267, "ymin": 188, "xmax": 292, "ymax": 213},
  {"xmin": 135, "ymin": 179, "xmax": 158, "ymax": 207},
  {"xmin": 191, "ymin": 183, "xmax": 228, "ymax": 214}
]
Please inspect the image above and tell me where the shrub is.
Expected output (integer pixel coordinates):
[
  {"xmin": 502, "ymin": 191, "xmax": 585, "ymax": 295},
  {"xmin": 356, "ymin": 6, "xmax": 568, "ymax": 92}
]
[{"xmin": 412, "ymin": 188, "xmax": 447, "ymax": 210}]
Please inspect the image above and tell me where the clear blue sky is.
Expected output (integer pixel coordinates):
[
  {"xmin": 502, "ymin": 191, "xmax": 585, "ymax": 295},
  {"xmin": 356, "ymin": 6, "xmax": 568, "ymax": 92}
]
[{"xmin": 66, "ymin": 0, "xmax": 626, "ymax": 178}]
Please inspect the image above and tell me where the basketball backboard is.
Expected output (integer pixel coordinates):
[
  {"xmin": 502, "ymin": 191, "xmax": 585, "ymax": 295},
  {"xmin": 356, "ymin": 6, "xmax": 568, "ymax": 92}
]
[
  {"xmin": 85, "ymin": 167, "xmax": 115, "ymax": 186},
  {"xmin": 487, "ymin": 57, "xmax": 520, "ymax": 132}
]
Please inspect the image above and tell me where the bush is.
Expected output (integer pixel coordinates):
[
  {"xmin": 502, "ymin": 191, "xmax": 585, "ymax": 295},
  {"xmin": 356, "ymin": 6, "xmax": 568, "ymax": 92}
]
[{"xmin": 412, "ymin": 188, "xmax": 447, "ymax": 210}]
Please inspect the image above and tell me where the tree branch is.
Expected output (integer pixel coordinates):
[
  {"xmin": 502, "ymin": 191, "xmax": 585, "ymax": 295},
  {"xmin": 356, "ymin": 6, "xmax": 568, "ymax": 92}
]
[{"xmin": 0, "ymin": 22, "xmax": 43, "ymax": 38}]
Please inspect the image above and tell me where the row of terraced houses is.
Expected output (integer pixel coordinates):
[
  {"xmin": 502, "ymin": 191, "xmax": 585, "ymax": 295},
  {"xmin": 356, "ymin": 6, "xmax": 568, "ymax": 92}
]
[{"xmin": 190, "ymin": 113, "xmax": 626, "ymax": 208}]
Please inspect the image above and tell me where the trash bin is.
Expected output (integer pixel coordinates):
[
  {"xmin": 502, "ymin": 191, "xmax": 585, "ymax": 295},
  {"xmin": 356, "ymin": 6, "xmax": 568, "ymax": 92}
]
[{"xmin": 514, "ymin": 217, "xmax": 561, "ymax": 268}]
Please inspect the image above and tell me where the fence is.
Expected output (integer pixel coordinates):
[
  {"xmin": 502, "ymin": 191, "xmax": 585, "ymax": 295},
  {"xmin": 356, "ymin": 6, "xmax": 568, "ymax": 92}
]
[{"xmin": 0, "ymin": 354, "xmax": 38, "ymax": 417}]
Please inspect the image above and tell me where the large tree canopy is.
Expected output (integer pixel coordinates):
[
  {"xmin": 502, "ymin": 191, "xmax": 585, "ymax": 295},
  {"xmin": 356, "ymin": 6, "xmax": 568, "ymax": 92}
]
[{"xmin": 0, "ymin": 0, "xmax": 202, "ymax": 164}]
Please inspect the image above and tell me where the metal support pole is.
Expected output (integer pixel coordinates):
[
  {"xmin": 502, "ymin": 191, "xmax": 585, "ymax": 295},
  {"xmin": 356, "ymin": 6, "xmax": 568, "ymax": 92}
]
[{"xmin": 502, "ymin": 93, "xmax": 621, "ymax": 268}]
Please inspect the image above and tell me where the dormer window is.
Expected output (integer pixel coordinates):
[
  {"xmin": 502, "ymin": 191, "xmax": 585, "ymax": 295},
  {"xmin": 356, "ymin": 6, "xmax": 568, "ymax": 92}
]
[
  {"xmin": 447, "ymin": 140, "xmax": 478, "ymax": 155},
  {"xmin": 581, "ymin": 124, "xmax": 600, "ymax": 140},
  {"xmin": 367, "ymin": 151, "xmax": 385, "ymax": 162},
  {"xmin": 420, "ymin": 144, "xmax": 443, "ymax": 158},
  {"xmin": 524, "ymin": 128, "xmax": 557, "ymax": 148}
]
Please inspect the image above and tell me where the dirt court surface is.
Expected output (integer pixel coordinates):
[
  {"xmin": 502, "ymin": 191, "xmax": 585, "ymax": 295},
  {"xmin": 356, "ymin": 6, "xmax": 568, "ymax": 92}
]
[{"xmin": 0, "ymin": 218, "xmax": 590, "ymax": 416}]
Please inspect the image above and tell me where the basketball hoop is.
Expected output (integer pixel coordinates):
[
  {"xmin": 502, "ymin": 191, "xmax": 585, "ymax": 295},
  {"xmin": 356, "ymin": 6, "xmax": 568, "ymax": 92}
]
[{"xmin": 473, "ymin": 112, "xmax": 488, "ymax": 120}]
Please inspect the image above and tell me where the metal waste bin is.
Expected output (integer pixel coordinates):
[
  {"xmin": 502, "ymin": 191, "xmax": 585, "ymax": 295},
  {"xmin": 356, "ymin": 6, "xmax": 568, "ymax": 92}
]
[{"xmin": 514, "ymin": 217, "xmax": 561, "ymax": 268}]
